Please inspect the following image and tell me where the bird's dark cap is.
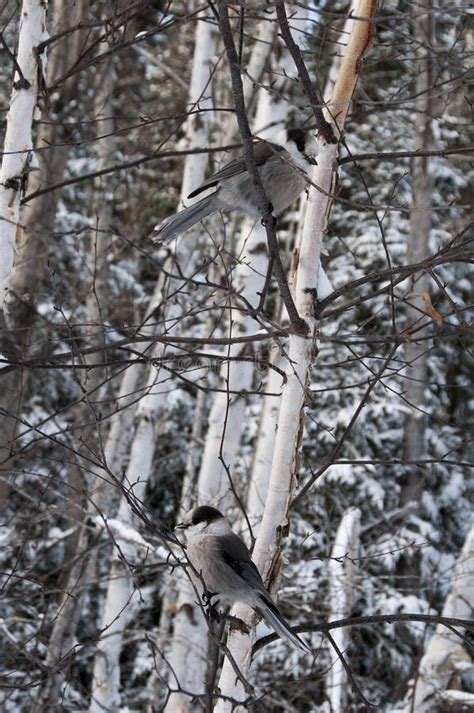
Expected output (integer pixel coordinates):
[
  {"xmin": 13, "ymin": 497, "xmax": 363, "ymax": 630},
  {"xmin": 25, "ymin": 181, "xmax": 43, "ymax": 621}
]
[
  {"xmin": 175, "ymin": 505, "xmax": 224, "ymax": 530},
  {"xmin": 191, "ymin": 505, "xmax": 224, "ymax": 525}
]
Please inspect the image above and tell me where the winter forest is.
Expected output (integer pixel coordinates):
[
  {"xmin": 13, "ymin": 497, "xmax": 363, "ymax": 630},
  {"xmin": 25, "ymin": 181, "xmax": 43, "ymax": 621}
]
[{"xmin": 0, "ymin": 0, "xmax": 473, "ymax": 711}]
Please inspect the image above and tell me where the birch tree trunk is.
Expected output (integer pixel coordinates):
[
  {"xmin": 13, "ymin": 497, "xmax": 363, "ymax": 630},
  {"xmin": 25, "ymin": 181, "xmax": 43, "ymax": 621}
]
[
  {"xmin": 401, "ymin": 0, "xmax": 434, "ymax": 495},
  {"xmin": 246, "ymin": 0, "xmax": 357, "ymax": 528},
  {"xmin": 246, "ymin": 344, "xmax": 284, "ymax": 532},
  {"xmin": 39, "ymin": 54, "xmax": 120, "ymax": 710},
  {"xmin": 0, "ymin": 0, "xmax": 48, "ymax": 307},
  {"xmin": 89, "ymin": 289, "xmax": 173, "ymax": 713},
  {"xmin": 198, "ymin": 0, "xmax": 308, "ymax": 515},
  {"xmin": 164, "ymin": 11, "xmax": 309, "ymax": 709},
  {"xmin": 404, "ymin": 527, "xmax": 474, "ymax": 712},
  {"xmin": 0, "ymin": 0, "xmax": 85, "ymax": 515},
  {"xmin": 214, "ymin": 4, "xmax": 378, "ymax": 709},
  {"xmin": 0, "ymin": 0, "xmax": 48, "ymax": 514},
  {"xmin": 323, "ymin": 0, "xmax": 359, "ymax": 105},
  {"xmin": 90, "ymin": 14, "xmax": 218, "ymax": 712},
  {"xmin": 326, "ymin": 508, "xmax": 361, "ymax": 713}
]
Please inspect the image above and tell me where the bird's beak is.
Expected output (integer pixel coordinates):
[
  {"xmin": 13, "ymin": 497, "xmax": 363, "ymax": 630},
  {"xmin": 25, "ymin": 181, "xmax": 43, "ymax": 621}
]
[
  {"xmin": 307, "ymin": 155, "xmax": 318, "ymax": 166},
  {"xmin": 174, "ymin": 522, "xmax": 188, "ymax": 531}
]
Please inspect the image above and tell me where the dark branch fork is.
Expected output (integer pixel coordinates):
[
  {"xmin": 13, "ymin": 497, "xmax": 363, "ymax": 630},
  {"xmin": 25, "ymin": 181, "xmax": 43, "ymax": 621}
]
[{"xmin": 212, "ymin": 0, "xmax": 308, "ymax": 334}]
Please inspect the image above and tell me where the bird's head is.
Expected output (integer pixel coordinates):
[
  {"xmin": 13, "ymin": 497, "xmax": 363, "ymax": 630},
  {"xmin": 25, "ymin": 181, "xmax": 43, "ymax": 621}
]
[
  {"xmin": 175, "ymin": 505, "xmax": 226, "ymax": 535},
  {"xmin": 284, "ymin": 127, "xmax": 318, "ymax": 170}
]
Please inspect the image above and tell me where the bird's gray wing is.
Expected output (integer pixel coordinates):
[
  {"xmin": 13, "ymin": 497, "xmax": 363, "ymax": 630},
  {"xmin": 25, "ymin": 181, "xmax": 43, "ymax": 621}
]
[
  {"xmin": 187, "ymin": 141, "xmax": 284, "ymax": 199},
  {"xmin": 217, "ymin": 533, "xmax": 268, "ymax": 592}
]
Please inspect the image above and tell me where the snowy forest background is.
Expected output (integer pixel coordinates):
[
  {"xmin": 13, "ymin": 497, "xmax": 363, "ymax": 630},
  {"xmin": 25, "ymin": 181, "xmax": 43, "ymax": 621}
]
[{"xmin": 0, "ymin": 0, "xmax": 472, "ymax": 711}]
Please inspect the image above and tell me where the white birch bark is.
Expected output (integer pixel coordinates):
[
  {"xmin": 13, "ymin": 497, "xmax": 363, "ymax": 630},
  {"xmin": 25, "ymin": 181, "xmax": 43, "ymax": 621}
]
[
  {"xmin": 89, "ymin": 15, "xmax": 218, "ymax": 713},
  {"xmin": 0, "ymin": 3, "xmax": 86, "ymax": 521},
  {"xmin": 90, "ymin": 278, "xmax": 179, "ymax": 712},
  {"xmin": 153, "ymin": 17, "xmax": 219, "ymax": 711},
  {"xmin": 0, "ymin": 0, "xmax": 48, "ymax": 308},
  {"xmin": 404, "ymin": 527, "xmax": 474, "ymax": 712},
  {"xmin": 295, "ymin": 0, "xmax": 358, "ymax": 243},
  {"xmin": 146, "ymin": 386, "xmax": 208, "ymax": 707},
  {"xmin": 214, "ymin": 4, "xmax": 378, "ymax": 709},
  {"xmin": 218, "ymin": 13, "xmax": 276, "ymax": 148},
  {"xmin": 246, "ymin": 0, "xmax": 349, "ymax": 532},
  {"xmin": 86, "ymin": 59, "xmax": 144, "ymax": 514},
  {"xmin": 242, "ymin": 14, "xmax": 275, "ymax": 110},
  {"xmin": 196, "ymin": 222, "xmax": 267, "ymax": 504},
  {"xmin": 91, "ymin": 357, "xmax": 143, "ymax": 512},
  {"xmin": 246, "ymin": 345, "xmax": 284, "ymax": 533},
  {"xmin": 89, "ymin": 385, "xmax": 160, "ymax": 712},
  {"xmin": 198, "ymin": 0, "xmax": 308, "ymax": 512},
  {"xmin": 326, "ymin": 507, "xmax": 361, "ymax": 713}
]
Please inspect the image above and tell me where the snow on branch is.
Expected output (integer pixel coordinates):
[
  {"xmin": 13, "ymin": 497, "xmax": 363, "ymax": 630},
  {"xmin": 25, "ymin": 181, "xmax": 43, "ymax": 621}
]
[{"xmin": 92, "ymin": 516, "xmax": 169, "ymax": 563}]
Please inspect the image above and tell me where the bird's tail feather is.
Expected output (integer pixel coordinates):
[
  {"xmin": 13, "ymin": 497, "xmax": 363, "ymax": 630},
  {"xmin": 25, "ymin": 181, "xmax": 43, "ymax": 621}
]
[
  {"xmin": 153, "ymin": 195, "xmax": 216, "ymax": 243},
  {"xmin": 258, "ymin": 597, "xmax": 310, "ymax": 653}
]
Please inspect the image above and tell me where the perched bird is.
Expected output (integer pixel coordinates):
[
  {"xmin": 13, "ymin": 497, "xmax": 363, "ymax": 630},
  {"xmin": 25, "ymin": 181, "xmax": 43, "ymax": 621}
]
[
  {"xmin": 153, "ymin": 127, "xmax": 318, "ymax": 243},
  {"xmin": 175, "ymin": 505, "xmax": 310, "ymax": 652}
]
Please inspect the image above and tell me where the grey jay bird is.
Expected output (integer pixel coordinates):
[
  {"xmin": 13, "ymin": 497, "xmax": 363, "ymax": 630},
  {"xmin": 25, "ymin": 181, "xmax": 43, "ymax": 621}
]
[
  {"xmin": 175, "ymin": 505, "xmax": 310, "ymax": 653},
  {"xmin": 153, "ymin": 128, "xmax": 318, "ymax": 243}
]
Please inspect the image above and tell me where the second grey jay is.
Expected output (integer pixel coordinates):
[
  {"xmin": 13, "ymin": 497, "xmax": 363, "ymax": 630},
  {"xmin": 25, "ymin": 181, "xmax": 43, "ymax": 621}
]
[
  {"xmin": 153, "ymin": 128, "xmax": 318, "ymax": 243},
  {"xmin": 176, "ymin": 505, "xmax": 310, "ymax": 653}
]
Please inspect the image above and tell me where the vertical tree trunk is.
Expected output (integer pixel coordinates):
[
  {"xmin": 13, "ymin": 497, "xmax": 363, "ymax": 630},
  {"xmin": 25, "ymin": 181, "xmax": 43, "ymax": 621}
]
[
  {"xmin": 194, "ymin": 1, "xmax": 310, "ymax": 504},
  {"xmin": 164, "ymin": 11, "xmax": 310, "ymax": 709},
  {"xmin": 326, "ymin": 508, "xmax": 361, "ymax": 713},
  {"xmin": 401, "ymin": 0, "xmax": 434, "ymax": 497},
  {"xmin": 0, "ymin": 0, "xmax": 48, "ymax": 513},
  {"xmin": 246, "ymin": 0, "xmax": 356, "ymax": 530},
  {"xmin": 246, "ymin": 345, "xmax": 284, "ymax": 532},
  {"xmin": 404, "ymin": 527, "xmax": 474, "ymax": 712},
  {"xmin": 397, "ymin": 0, "xmax": 435, "ymax": 599},
  {"xmin": 40, "ymin": 54, "xmax": 119, "ymax": 709},
  {"xmin": 0, "ymin": 0, "xmax": 48, "ymax": 306},
  {"xmin": 90, "ymin": 15, "xmax": 218, "ymax": 712},
  {"xmin": 214, "ymin": 4, "xmax": 377, "ymax": 708},
  {"xmin": 0, "ymin": 0, "xmax": 86, "ymax": 514}
]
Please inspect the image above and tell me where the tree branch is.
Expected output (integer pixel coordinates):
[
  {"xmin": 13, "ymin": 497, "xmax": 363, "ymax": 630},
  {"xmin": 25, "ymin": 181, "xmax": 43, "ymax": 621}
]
[
  {"xmin": 274, "ymin": 0, "xmax": 335, "ymax": 143},
  {"xmin": 213, "ymin": 0, "xmax": 307, "ymax": 334}
]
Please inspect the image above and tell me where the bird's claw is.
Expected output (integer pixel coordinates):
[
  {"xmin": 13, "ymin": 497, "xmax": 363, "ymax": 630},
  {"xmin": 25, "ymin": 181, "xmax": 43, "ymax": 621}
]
[
  {"xmin": 206, "ymin": 604, "xmax": 220, "ymax": 622},
  {"xmin": 261, "ymin": 203, "xmax": 275, "ymax": 228},
  {"xmin": 203, "ymin": 590, "xmax": 221, "ymax": 621},
  {"xmin": 203, "ymin": 589, "xmax": 216, "ymax": 605}
]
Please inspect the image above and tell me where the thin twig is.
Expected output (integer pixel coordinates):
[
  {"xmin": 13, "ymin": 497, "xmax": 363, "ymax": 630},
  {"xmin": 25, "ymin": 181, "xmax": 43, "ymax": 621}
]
[
  {"xmin": 274, "ymin": 0, "xmax": 335, "ymax": 143},
  {"xmin": 325, "ymin": 629, "xmax": 376, "ymax": 710},
  {"xmin": 0, "ymin": 29, "xmax": 30, "ymax": 89},
  {"xmin": 213, "ymin": 0, "xmax": 308, "ymax": 334}
]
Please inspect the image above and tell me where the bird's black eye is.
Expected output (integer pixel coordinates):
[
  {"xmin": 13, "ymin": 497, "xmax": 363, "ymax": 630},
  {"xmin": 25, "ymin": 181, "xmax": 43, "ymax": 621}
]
[{"xmin": 287, "ymin": 127, "xmax": 306, "ymax": 154}]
